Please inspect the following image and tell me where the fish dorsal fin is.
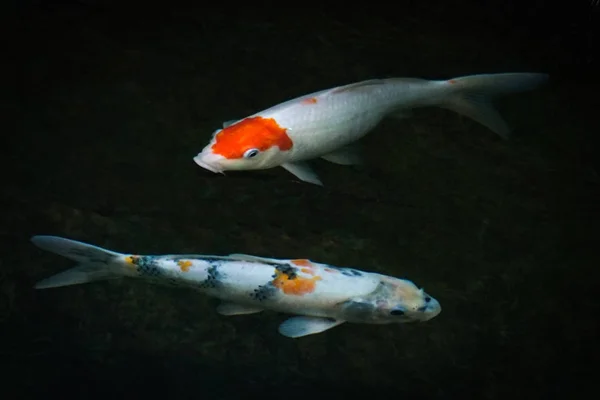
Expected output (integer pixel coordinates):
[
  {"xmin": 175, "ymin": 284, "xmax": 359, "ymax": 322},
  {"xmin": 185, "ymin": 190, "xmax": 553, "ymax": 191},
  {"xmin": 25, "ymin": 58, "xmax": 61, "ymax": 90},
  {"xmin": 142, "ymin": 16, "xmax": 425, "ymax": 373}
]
[
  {"xmin": 331, "ymin": 79, "xmax": 386, "ymax": 95},
  {"xmin": 227, "ymin": 253, "xmax": 284, "ymax": 264}
]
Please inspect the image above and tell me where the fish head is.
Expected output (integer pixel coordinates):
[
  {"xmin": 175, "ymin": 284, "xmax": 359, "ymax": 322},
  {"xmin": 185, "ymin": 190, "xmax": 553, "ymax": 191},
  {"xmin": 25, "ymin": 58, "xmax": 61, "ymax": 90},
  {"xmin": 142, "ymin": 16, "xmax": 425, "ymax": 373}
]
[
  {"xmin": 381, "ymin": 278, "xmax": 442, "ymax": 323},
  {"xmin": 193, "ymin": 116, "xmax": 293, "ymax": 173},
  {"xmin": 341, "ymin": 277, "xmax": 441, "ymax": 324}
]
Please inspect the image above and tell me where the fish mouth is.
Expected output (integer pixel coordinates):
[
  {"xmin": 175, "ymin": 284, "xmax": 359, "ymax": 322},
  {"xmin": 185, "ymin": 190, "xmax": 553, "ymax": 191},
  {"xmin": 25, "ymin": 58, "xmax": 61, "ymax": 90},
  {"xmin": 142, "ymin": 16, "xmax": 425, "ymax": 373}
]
[
  {"xmin": 424, "ymin": 303, "xmax": 442, "ymax": 320},
  {"xmin": 193, "ymin": 155, "xmax": 223, "ymax": 174}
]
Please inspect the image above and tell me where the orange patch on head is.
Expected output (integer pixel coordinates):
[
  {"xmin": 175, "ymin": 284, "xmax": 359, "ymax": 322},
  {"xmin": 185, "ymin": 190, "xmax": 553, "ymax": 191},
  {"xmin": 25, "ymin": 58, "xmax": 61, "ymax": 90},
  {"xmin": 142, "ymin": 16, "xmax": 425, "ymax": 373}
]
[
  {"xmin": 272, "ymin": 270, "xmax": 322, "ymax": 296},
  {"xmin": 211, "ymin": 116, "xmax": 292, "ymax": 159},
  {"xmin": 177, "ymin": 260, "xmax": 192, "ymax": 272},
  {"xmin": 302, "ymin": 97, "xmax": 318, "ymax": 104}
]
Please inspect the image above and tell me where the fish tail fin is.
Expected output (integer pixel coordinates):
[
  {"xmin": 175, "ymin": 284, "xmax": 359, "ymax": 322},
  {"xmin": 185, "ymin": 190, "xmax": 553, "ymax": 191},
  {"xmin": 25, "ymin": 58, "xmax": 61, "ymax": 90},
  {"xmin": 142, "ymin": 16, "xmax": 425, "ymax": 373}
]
[
  {"xmin": 440, "ymin": 72, "xmax": 549, "ymax": 139},
  {"xmin": 31, "ymin": 235, "xmax": 134, "ymax": 289}
]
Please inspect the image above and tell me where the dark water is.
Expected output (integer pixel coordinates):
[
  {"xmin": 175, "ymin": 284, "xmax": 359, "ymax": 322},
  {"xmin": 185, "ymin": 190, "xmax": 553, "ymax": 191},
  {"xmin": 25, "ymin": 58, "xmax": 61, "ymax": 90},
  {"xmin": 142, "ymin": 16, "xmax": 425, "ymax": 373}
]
[{"xmin": 5, "ymin": 1, "xmax": 599, "ymax": 398}]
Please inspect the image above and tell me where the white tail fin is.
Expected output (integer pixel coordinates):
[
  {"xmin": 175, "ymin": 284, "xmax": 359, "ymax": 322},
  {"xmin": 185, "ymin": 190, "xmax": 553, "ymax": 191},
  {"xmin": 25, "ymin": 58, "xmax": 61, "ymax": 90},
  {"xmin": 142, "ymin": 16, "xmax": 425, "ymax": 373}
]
[
  {"xmin": 441, "ymin": 73, "xmax": 549, "ymax": 139},
  {"xmin": 31, "ymin": 235, "xmax": 128, "ymax": 289}
]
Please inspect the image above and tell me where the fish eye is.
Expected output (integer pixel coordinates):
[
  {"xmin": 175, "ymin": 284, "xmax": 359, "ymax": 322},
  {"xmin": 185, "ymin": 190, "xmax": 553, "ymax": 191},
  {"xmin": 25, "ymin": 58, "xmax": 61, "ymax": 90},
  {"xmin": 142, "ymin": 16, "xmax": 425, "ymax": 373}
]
[
  {"xmin": 243, "ymin": 148, "xmax": 260, "ymax": 159},
  {"xmin": 390, "ymin": 309, "xmax": 405, "ymax": 316},
  {"xmin": 425, "ymin": 296, "xmax": 431, "ymax": 303}
]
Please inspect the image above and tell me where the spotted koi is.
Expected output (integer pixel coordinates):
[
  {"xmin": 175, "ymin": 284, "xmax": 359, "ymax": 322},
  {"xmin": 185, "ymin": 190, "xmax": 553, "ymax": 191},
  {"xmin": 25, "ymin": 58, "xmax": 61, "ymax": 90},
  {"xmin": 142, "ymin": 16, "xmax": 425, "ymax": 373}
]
[{"xmin": 31, "ymin": 235, "xmax": 442, "ymax": 338}]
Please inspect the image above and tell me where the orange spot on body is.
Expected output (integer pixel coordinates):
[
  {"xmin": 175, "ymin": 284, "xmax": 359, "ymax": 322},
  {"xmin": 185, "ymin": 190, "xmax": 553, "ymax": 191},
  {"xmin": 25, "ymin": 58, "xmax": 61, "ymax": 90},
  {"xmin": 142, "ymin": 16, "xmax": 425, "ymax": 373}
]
[
  {"xmin": 272, "ymin": 270, "xmax": 322, "ymax": 296},
  {"xmin": 291, "ymin": 259, "xmax": 312, "ymax": 267},
  {"xmin": 448, "ymin": 79, "xmax": 457, "ymax": 84},
  {"xmin": 178, "ymin": 260, "xmax": 192, "ymax": 272},
  {"xmin": 211, "ymin": 116, "xmax": 292, "ymax": 159},
  {"xmin": 324, "ymin": 267, "xmax": 340, "ymax": 274},
  {"xmin": 302, "ymin": 97, "xmax": 318, "ymax": 104},
  {"xmin": 124, "ymin": 255, "xmax": 138, "ymax": 268},
  {"xmin": 292, "ymin": 260, "xmax": 317, "ymax": 275}
]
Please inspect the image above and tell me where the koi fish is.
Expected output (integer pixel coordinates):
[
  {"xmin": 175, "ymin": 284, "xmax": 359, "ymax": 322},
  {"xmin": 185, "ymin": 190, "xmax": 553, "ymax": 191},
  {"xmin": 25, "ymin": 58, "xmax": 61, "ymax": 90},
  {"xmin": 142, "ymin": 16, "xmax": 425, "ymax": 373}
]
[
  {"xmin": 193, "ymin": 72, "xmax": 548, "ymax": 185},
  {"xmin": 31, "ymin": 235, "xmax": 441, "ymax": 338}
]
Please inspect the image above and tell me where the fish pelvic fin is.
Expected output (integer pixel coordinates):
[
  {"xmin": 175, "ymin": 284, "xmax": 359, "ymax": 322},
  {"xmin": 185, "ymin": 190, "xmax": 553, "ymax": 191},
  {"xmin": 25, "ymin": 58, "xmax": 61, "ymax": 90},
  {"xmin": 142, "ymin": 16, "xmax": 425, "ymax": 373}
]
[{"xmin": 31, "ymin": 235, "xmax": 133, "ymax": 289}]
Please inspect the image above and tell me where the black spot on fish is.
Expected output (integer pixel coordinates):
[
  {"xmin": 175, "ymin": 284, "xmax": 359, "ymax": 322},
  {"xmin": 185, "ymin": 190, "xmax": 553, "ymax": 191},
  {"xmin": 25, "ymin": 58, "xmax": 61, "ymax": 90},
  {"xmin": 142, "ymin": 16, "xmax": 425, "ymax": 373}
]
[
  {"xmin": 132, "ymin": 256, "xmax": 162, "ymax": 277},
  {"xmin": 198, "ymin": 263, "xmax": 222, "ymax": 289},
  {"xmin": 275, "ymin": 264, "xmax": 297, "ymax": 279},
  {"xmin": 167, "ymin": 254, "xmax": 282, "ymax": 268},
  {"xmin": 340, "ymin": 268, "xmax": 363, "ymax": 277},
  {"xmin": 250, "ymin": 283, "xmax": 277, "ymax": 302}
]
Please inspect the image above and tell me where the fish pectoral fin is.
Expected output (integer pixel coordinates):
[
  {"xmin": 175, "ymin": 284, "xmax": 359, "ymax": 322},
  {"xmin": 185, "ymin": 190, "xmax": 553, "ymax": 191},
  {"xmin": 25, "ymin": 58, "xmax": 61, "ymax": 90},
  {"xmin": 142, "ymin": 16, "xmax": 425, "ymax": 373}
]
[
  {"xmin": 216, "ymin": 302, "xmax": 264, "ymax": 316},
  {"xmin": 281, "ymin": 162, "xmax": 323, "ymax": 186},
  {"xmin": 321, "ymin": 143, "xmax": 364, "ymax": 166},
  {"xmin": 222, "ymin": 119, "xmax": 238, "ymax": 128},
  {"xmin": 278, "ymin": 316, "xmax": 345, "ymax": 338}
]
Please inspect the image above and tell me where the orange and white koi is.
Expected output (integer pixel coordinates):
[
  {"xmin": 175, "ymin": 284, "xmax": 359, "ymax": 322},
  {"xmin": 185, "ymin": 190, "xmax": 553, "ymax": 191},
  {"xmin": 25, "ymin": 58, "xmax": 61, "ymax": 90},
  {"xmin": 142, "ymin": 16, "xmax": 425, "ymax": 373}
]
[
  {"xmin": 31, "ymin": 235, "xmax": 441, "ymax": 338},
  {"xmin": 193, "ymin": 72, "xmax": 548, "ymax": 185}
]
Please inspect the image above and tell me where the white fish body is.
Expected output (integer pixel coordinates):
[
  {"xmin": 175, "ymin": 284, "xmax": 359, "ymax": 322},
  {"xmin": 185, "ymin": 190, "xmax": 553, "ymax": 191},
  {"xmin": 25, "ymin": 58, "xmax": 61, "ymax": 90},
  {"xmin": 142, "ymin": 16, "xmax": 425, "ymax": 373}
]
[
  {"xmin": 31, "ymin": 236, "xmax": 441, "ymax": 338},
  {"xmin": 194, "ymin": 73, "xmax": 549, "ymax": 185}
]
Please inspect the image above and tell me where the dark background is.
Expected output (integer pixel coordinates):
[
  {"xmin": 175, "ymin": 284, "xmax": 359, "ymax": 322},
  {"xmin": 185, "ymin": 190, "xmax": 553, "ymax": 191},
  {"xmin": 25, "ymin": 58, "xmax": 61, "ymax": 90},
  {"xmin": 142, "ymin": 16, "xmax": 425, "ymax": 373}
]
[{"xmin": 5, "ymin": 1, "xmax": 599, "ymax": 398}]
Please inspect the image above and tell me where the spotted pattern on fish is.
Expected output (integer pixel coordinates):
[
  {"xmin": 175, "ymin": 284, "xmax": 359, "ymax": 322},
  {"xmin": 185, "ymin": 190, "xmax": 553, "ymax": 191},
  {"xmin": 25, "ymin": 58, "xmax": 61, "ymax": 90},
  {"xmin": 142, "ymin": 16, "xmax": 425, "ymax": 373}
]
[
  {"xmin": 290, "ymin": 259, "xmax": 313, "ymax": 267},
  {"xmin": 177, "ymin": 260, "xmax": 192, "ymax": 272},
  {"xmin": 249, "ymin": 265, "xmax": 301, "ymax": 301},
  {"xmin": 272, "ymin": 269, "xmax": 321, "ymax": 296},
  {"xmin": 274, "ymin": 264, "xmax": 298, "ymax": 279},
  {"xmin": 250, "ymin": 282, "xmax": 277, "ymax": 302},
  {"xmin": 341, "ymin": 268, "xmax": 363, "ymax": 277},
  {"xmin": 198, "ymin": 263, "xmax": 222, "ymax": 289},
  {"xmin": 127, "ymin": 255, "xmax": 162, "ymax": 277}
]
